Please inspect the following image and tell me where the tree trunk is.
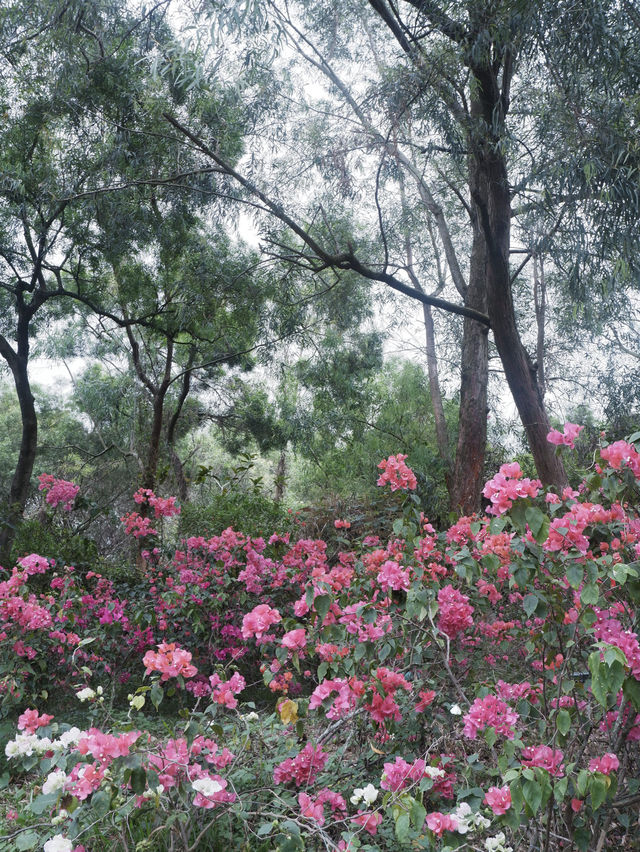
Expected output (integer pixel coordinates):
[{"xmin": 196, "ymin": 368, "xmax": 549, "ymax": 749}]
[
  {"xmin": 450, "ymin": 221, "xmax": 489, "ymax": 514},
  {"xmin": 0, "ymin": 335, "xmax": 38, "ymax": 565},
  {"xmin": 144, "ymin": 391, "xmax": 166, "ymax": 492},
  {"xmin": 469, "ymin": 78, "xmax": 567, "ymax": 489},
  {"xmin": 274, "ymin": 449, "xmax": 287, "ymax": 502}
]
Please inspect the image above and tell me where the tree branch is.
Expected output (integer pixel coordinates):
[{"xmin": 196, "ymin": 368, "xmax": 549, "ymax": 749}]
[{"xmin": 163, "ymin": 113, "xmax": 490, "ymax": 327}]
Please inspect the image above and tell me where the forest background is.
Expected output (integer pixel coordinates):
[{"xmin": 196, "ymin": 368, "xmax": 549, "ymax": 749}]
[{"xmin": 1, "ymin": 0, "xmax": 639, "ymax": 564}]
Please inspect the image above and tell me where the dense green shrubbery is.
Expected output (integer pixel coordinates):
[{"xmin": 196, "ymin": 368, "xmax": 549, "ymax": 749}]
[{"xmin": 178, "ymin": 491, "xmax": 292, "ymax": 540}]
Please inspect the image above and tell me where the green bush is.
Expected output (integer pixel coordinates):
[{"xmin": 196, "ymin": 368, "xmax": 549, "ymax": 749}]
[{"xmin": 178, "ymin": 491, "xmax": 291, "ymax": 540}]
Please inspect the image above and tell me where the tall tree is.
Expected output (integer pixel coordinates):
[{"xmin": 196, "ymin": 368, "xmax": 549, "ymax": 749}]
[
  {"xmin": 164, "ymin": 0, "xmax": 614, "ymax": 511},
  {"xmin": 0, "ymin": 0, "xmax": 234, "ymax": 559}
]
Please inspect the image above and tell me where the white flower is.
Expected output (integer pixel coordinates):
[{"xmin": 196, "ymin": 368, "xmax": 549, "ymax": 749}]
[
  {"xmin": 57, "ymin": 727, "xmax": 82, "ymax": 748},
  {"xmin": 484, "ymin": 832, "xmax": 513, "ymax": 852},
  {"xmin": 192, "ymin": 777, "xmax": 222, "ymax": 797},
  {"xmin": 42, "ymin": 769, "xmax": 68, "ymax": 795},
  {"xmin": 76, "ymin": 687, "xmax": 96, "ymax": 702},
  {"xmin": 361, "ymin": 783, "xmax": 378, "ymax": 805},
  {"xmin": 4, "ymin": 739, "xmax": 20, "ymax": 759},
  {"xmin": 453, "ymin": 801, "xmax": 491, "ymax": 835},
  {"xmin": 43, "ymin": 835, "xmax": 73, "ymax": 852},
  {"xmin": 423, "ymin": 766, "xmax": 446, "ymax": 779},
  {"xmin": 4, "ymin": 733, "xmax": 39, "ymax": 758},
  {"xmin": 351, "ymin": 783, "xmax": 378, "ymax": 805},
  {"xmin": 453, "ymin": 802, "xmax": 472, "ymax": 834},
  {"xmin": 450, "ymin": 704, "xmax": 462, "ymax": 715},
  {"xmin": 241, "ymin": 712, "xmax": 259, "ymax": 722},
  {"xmin": 35, "ymin": 737, "xmax": 53, "ymax": 754}
]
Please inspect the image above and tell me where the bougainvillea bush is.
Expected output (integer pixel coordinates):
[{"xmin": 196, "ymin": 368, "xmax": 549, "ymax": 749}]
[{"xmin": 1, "ymin": 437, "xmax": 640, "ymax": 851}]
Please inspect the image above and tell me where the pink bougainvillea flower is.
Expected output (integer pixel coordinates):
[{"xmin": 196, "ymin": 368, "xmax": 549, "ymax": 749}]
[
  {"xmin": 298, "ymin": 791, "xmax": 325, "ymax": 825},
  {"xmin": 17, "ymin": 709, "xmax": 54, "ymax": 734},
  {"xmin": 547, "ymin": 422, "xmax": 584, "ymax": 449},
  {"xmin": 484, "ymin": 785, "xmax": 512, "ymax": 815},
  {"xmin": 463, "ymin": 695, "xmax": 518, "ymax": 740},
  {"xmin": 600, "ymin": 440, "xmax": 640, "ymax": 476},
  {"xmin": 588, "ymin": 753, "xmax": 619, "ymax": 774},
  {"xmin": 241, "ymin": 603, "xmax": 282, "ymax": 639},
  {"xmin": 376, "ymin": 454, "xmax": 417, "ymax": 491},
  {"xmin": 351, "ymin": 810, "xmax": 383, "ymax": 836},
  {"xmin": 273, "ymin": 743, "xmax": 328, "ymax": 786},
  {"xmin": 209, "ymin": 672, "xmax": 246, "ymax": 709},
  {"xmin": 121, "ymin": 512, "xmax": 158, "ymax": 538},
  {"xmin": 142, "ymin": 643, "xmax": 197, "ymax": 681},
  {"xmin": 281, "ymin": 628, "xmax": 307, "ymax": 651},
  {"xmin": 521, "ymin": 745, "xmax": 564, "ymax": 777},
  {"xmin": 482, "ymin": 463, "xmax": 541, "ymax": 515},
  {"xmin": 437, "ymin": 585, "xmax": 474, "ymax": 639},
  {"xmin": 415, "ymin": 690, "xmax": 436, "ymax": 712},
  {"xmin": 38, "ymin": 473, "xmax": 79, "ymax": 510},
  {"xmin": 425, "ymin": 812, "xmax": 458, "ymax": 836}
]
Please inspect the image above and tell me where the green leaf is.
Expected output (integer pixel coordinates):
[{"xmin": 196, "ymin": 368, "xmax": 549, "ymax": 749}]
[
  {"xmin": 607, "ymin": 659, "xmax": 626, "ymax": 696},
  {"xmin": 554, "ymin": 776, "xmax": 569, "ymax": 802},
  {"xmin": 509, "ymin": 778, "xmax": 524, "ymax": 814},
  {"xmin": 525, "ymin": 506, "xmax": 546, "ymax": 537},
  {"xmin": 409, "ymin": 798, "xmax": 426, "ymax": 831},
  {"xmin": 523, "ymin": 779, "xmax": 542, "ymax": 814},
  {"xmin": 378, "ymin": 642, "xmax": 392, "ymax": 662},
  {"xmin": 523, "ymin": 593, "xmax": 538, "ymax": 617},
  {"xmin": 590, "ymin": 776, "xmax": 608, "ymax": 810},
  {"xmin": 314, "ymin": 594, "xmax": 331, "ymax": 624},
  {"xmin": 395, "ymin": 811, "xmax": 410, "ymax": 843},
  {"xmin": 574, "ymin": 827, "xmax": 590, "ymax": 852},
  {"xmin": 566, "ymin": 563, "xmax": 583, "ymax": 590},
  {"xmin": 484, "ymin": 726, "xmax": 497, "ymax": 748},
  {"xmin": 556, "ymin": 709, "xmax": 571, "ymax": 736},
  {"xmin": 623, "ymin": 675, "xmax": 640, "ymax": 709},
  {"xmin": 29, "ymin": 792, "xmax": 60, "ymax": 815},
  {"xmin": 581, "ymin": 584, "xmax": 599, "ymax": 606},
  {"xmin": 130, "ymin": 767, "xmax": 147, "ymax": 795},
  {"xmin": 91, "ymin": 789, "xmax": 112, "ymax": 817},
  {"xmin": 588, "ymin": 651, "xmax": 608, "ymax": 706},
  {"xmin": 15, "ymin": 831, "xmax": 39, "ymax": 851},
  {"xmin": 576, "ymin": 769, "xmax": 589, "ymax": 798},
  {"xmin": 150, "ymin": 683, "xmax": 164, "ymax": 709}
]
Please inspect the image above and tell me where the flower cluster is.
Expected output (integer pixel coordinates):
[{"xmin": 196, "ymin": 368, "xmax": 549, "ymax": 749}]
[
  {"xmin": 208, "ymin": 671, "xmax": 246, "ymax": 709},
  {"xmin": 376, "ymin": 453, "xmax": 417, "ymax": 491},
  {"xmin": 484, "ymin": 785, "xmax": 512, "ymax": 815},
  {"xmin": 133, "ymin": 488, "xmax": 181, "ymax": 518},
  {"xmin": 143, "ymin": 643, "xmax": 198, "ymax": 681},
  {"xmin": 437, "ymin": 584, "xmax": 474, "ymax": 639},
  {"xmin": 273, "ymin": 743, "xmax": 328, "ymax": 786},
  {"xmin": 521, "ymin": 745, "xmax": 565, "ymax": 777},
  {"xmin": 547, "ymin": 422, "xmax": 584, "ymax": 449},
  {"xmin": 482, "ymin": 462, "xmax": 541, "ymax": 515},
  {"xmin": 121, "ymin": 511, "xmax": 158, "ymax": 538},
  {"xmin": 38, "ymin": 474, "xmax": 80, "ymax": 511},
  {"xmin": 462, "ymin": 695, "xmax": 519, "ymax": 740}
]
